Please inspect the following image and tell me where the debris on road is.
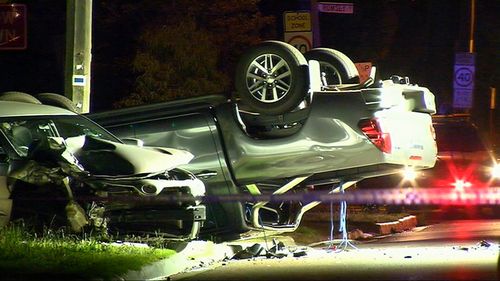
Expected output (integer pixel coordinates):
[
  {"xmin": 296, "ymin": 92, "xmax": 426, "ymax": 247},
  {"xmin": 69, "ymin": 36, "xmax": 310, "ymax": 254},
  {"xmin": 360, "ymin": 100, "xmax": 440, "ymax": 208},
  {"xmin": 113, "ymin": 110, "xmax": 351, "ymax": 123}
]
[
  {"xmin": 348, "ymin": 229, "xmax": 374, "ymax": 240},
  {"xmin": 477, "ymin": 240, "xmax": 491, "ymax": 248},
  {"xmin": 230, "ymin": 238, "xmax": 309, "ymax": 260},
  {"xmin": 232, "ymin": 243, "xmax": 264, "ymax": 259},
  {"xmin": 292, "ymin": 249, "xmax": 307, "ymax": 257}
]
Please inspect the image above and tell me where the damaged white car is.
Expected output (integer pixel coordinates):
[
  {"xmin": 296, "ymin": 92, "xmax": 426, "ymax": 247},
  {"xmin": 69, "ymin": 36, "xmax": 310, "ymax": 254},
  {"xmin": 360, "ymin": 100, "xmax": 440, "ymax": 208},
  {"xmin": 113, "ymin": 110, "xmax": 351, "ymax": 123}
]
[{"xmin": 0, "ymin": 101, "xmax": 205, "ymax": 239}]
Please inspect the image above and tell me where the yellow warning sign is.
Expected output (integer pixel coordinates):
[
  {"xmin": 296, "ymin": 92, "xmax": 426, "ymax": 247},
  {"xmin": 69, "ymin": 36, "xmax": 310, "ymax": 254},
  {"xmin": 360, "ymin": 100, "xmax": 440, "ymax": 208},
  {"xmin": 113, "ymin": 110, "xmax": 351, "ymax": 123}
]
[{"xmin": 284, "ymin": 11, "xmax": 311, "ymax": 32}]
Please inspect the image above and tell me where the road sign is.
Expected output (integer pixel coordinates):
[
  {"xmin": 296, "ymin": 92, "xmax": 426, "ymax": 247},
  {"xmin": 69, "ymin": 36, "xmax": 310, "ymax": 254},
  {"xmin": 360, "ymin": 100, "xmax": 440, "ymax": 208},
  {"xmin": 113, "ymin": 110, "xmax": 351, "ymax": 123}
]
[
  {"xmin": 283, "ymin": 11, "xmax": 311, "ymax": 32},
  {"xmin": 284, "ymin": 32, "xmax": 313, "ymax": 54},
  {"xmin": 453, "ymin": 88, "xmax": 473, "ymax": 109},
  {"xmin": 453, "ymin": 52, "xmax": 475, "ymax": 109},
  {"xmin": 354, "ymin": 62, "xmax": 372, "ymax": 84},
  {"xmin": 318, "ymin": 2, "xmax": 354, "ymax": 14},
  {"xmin": 454, "ymin": 67, "xmax": 474, "ymax": 89},
  {"xmin": 0, "ymin": 4, "xmax": 27, "ymax": 50}
]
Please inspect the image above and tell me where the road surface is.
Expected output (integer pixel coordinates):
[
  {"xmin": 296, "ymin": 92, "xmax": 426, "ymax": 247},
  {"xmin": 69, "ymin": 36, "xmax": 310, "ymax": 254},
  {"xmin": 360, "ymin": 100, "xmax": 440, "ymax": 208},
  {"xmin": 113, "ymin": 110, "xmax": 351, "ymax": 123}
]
[{"xmin": 169, "ymin": 219, "xmax": 500, "ymax": 280}]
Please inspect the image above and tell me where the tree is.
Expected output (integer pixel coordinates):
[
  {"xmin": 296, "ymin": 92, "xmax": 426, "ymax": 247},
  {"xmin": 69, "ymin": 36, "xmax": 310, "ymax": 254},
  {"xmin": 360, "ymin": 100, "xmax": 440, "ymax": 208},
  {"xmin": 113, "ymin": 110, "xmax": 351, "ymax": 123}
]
[
  {"xmin": 201, "ymin": 0, "xmax": 276, "ymax": 78},
  {"xmin": 107, "ymin": 0, "xmax": 275, "ymax": 108},
  {"xmin": 114, "ymin": 18, "xmax": 229, "ymax": 107}
]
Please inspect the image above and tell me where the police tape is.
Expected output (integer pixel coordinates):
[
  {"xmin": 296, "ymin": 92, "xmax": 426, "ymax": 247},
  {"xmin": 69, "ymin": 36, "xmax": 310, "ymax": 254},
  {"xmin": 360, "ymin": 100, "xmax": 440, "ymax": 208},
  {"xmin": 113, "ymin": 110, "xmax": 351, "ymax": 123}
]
[
  {"xmin": 197, "ymin": 187, "xmax": 500, "ymax": 206},
  {"xmin": 31, "ymin": 187, "xmax": 500, "ymax": 205}
]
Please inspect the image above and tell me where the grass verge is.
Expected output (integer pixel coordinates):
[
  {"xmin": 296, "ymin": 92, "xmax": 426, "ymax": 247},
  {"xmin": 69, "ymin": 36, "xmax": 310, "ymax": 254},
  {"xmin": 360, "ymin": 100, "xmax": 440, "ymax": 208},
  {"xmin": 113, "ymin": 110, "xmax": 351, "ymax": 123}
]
[
  {"xmin": 0, "ymin": 223, "xmax": 175, "ymax": 280},
  {"xmin": 288, "ymin": 205, "xmax": 412, "ymax": 245}
]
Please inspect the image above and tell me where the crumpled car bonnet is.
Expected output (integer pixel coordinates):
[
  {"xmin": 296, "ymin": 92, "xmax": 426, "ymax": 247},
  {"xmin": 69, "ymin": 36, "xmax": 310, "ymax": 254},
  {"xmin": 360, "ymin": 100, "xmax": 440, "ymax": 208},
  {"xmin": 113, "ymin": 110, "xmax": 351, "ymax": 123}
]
[{"xmin": 65, "ymin": 135, "xmax": 194, "ymax": 176}]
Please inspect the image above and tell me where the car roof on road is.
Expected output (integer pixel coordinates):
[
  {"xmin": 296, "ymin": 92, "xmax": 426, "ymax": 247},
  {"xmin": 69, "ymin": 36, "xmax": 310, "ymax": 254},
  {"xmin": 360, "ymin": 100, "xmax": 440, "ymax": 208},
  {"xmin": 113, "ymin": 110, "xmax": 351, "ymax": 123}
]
[{"xmin": 0, "ymin": 101, "xmax": 76, "ymax": 117}]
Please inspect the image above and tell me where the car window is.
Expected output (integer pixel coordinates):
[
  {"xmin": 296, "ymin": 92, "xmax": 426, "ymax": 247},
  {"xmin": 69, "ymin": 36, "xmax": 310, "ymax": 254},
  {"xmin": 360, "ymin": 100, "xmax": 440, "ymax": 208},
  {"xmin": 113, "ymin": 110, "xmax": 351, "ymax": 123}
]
[{"xmin": 0, "ymin": 115, "xmax": 119, "ymax": 157}]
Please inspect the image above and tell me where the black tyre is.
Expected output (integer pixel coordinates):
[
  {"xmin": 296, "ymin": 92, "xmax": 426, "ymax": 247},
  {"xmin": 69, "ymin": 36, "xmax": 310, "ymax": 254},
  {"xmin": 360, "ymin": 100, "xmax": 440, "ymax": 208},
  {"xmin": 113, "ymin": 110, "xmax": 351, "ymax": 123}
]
[
  {"xmin": 37, "ymin": 93, "xmax": 78, "ymax": 112},
  {"xmin": 304, "ymin": 48, "xmax": 360, "ymax": 85},
  {"xmin": 0, "ymin": 91, "xmax": 41, "ymax": 104},
  {"xmin": 235, "ymin": 41, "xmax": 309, "ymax": 115}
]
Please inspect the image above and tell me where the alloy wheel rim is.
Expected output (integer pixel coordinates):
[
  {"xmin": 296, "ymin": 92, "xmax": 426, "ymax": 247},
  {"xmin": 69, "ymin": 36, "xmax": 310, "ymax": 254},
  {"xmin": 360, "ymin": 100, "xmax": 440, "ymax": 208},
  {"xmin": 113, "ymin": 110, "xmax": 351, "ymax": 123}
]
[{"xmin": 245, "ymin": 54, "xmax": 292, "ymax": 103}]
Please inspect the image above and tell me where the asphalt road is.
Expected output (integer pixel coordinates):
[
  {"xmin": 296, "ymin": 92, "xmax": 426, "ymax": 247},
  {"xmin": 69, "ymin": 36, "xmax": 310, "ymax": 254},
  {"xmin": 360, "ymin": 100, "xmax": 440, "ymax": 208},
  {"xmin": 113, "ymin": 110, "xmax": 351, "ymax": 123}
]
[{"xmin": 169, "ymin": 219, "xmax": 500, "ymax": 280}]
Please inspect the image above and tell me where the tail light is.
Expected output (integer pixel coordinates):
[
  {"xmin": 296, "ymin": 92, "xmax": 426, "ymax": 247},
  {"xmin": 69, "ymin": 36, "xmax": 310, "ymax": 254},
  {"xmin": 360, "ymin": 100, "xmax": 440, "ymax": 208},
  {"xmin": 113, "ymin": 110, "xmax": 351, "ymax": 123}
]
[
  {"xmin": 359, "ymin": 118, "xmax": 392, "ymax": 153},
  {"xmin": 452, "ymin": 179, "xmax": 472, "ymax": 190}
]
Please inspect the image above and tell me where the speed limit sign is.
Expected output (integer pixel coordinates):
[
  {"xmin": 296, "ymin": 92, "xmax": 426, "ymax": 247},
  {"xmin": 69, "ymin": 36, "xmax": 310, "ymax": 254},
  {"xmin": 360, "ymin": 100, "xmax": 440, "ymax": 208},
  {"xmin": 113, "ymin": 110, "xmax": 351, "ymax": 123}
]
[
  {"xmin": 453, "ymin": 52, "xmax": 475, "ymax": 109},
  {"xmin": 284, "ymin": 31, "xmax": 313, "ymax": 54},
  {"xmin": 454, "ymin": 67, "xmax": 474, "ymax": 88}
]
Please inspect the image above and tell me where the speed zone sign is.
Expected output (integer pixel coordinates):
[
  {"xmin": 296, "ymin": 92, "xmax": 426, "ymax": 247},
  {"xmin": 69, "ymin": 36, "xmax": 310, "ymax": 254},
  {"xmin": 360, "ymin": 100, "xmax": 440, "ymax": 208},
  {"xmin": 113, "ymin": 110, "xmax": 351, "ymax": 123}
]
[
  {"xmin": 454, "ymin": 67, "xmax": 474, "ymax": 88},
  {"xmin": 453, "ymin": 53, "xmax": 475, "ymax": 109},
  {"xmin": 284, "ymin": 31, "xmax": 313, "ymax": 54}
]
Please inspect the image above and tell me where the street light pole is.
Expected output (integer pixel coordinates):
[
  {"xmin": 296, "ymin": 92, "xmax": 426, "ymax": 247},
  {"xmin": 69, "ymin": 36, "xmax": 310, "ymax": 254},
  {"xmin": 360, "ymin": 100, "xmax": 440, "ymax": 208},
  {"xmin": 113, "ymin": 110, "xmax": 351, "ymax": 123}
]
[
  {"xmin": 490, "ymin": 87, "xmax": 496, "ymax": 148},
  {"xmin": 65, "ymin": 0, "xmax": 92, "ymax": 113},
  {"xmin": 469, "ymin": 0, "xmax": 475, "ymax": 53}
]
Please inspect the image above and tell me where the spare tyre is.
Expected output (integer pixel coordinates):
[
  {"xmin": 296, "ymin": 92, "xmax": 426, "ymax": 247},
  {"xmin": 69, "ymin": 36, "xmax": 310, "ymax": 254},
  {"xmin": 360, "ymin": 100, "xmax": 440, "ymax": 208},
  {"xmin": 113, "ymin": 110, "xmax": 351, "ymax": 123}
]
[
  {"xmin": 37, "ymin": 93, "xmax": 78, "ymax": 112},
  {"xmin": 0, "ymin": 91, "xmax": 41, "ymax": 104},
  {"xmin": 235, "ymin": 41, "xmax": 309, "ymax": 115},
  {"xmin": 304, "ymin": 48, "xmax": 360, "ymax": 86}
]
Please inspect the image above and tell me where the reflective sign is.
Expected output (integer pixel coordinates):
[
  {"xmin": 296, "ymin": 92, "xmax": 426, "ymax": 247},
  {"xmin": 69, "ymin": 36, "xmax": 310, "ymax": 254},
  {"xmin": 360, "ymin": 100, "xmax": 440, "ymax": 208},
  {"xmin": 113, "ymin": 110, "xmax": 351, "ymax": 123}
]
[
  {"xmin": 284, "ymin": 31, "xmax": 312, "ymax": 54},
  {"xmin": 283, "ymin": 11, "xmax": 311, "ymax": 32},
  {"xmin": 318, "ymin": 2, "xmax": 354, "ymax": 14},
  {"xmin": 453, "ymin": 53, "xmax": 475, "ymax": 109}
]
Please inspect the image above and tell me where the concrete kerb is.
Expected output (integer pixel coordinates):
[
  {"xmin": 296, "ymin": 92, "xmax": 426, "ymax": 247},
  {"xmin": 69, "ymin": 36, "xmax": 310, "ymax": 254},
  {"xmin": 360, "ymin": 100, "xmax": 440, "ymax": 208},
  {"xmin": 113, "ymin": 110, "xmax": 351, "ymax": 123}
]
[
  {"xmin": 122, "ymin": 235, "xmax": 297, "ymax": 280},
  {"xmin": 123, "ymin": 240, "xmax": 236, "ymax": 280}
]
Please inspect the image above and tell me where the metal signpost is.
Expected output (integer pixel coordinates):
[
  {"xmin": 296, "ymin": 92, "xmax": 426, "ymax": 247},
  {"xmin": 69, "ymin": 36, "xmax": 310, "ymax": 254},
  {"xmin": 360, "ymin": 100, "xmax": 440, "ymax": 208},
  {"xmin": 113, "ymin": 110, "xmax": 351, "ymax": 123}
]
[{"xmin": 309, "ymin": 1, "xmax": 355, "ymax": 47}]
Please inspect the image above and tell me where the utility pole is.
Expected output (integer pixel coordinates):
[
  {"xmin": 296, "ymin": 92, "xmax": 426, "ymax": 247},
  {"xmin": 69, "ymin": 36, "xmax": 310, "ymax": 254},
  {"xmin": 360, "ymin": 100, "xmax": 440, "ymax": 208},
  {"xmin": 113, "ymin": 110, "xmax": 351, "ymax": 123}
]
[{"xmin": 65, "ymin": 0, "xmax": 92, "ymax": 113}]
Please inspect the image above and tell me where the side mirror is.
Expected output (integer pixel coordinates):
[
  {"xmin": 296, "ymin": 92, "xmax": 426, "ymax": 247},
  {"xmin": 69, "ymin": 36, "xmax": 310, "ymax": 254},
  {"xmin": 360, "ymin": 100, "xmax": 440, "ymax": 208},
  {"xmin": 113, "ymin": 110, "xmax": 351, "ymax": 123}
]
[{"xmin": 122, "ymin": 138, "xmax": 144, "ymax": 147}]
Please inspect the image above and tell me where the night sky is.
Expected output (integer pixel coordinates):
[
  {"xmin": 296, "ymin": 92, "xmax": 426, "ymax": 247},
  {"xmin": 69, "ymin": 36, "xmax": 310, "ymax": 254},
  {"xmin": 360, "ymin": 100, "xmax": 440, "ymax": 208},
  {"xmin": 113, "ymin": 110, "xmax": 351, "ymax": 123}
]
[{"xmin": 0, "ymin": 0, "xmax": 498, "ymax": 134}]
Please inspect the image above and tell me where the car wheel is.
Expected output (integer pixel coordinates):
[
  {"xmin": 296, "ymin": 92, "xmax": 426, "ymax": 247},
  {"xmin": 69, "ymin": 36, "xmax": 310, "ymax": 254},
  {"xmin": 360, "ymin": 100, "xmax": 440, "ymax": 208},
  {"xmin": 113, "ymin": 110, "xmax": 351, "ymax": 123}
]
[
  {"xmin": 0, "ymin": 91, "xmax": 41, "ymax": 104},
  {"xmin": 235, "ymin": 41, "xmax": 309, "ymax": 115},
  {"xmin": 304, "ymin": 48, "xmax": 360, "ymax": 85},
  {"xmin": 37, "ymin": 93, "xmax": 78, "ymax": 112}
]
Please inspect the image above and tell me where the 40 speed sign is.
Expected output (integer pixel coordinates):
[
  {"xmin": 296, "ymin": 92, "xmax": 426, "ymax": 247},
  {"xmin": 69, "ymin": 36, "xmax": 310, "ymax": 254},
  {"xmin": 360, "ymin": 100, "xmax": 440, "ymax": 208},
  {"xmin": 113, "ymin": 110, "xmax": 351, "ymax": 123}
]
[
  {"xmin": 453, "ymin": 53, "xmax": 475, "ymax": 109},
  {"xmin": 455, "ymin": 67, "xmax": 474, "ymax": 88},
  {"xmin": 284, "ymin": 32, "xmax": 312, "ymax": 54}
]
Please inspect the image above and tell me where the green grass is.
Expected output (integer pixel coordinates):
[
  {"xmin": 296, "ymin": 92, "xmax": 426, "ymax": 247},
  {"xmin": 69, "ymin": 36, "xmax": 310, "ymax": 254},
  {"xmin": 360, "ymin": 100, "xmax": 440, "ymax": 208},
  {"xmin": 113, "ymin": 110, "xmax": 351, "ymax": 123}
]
[
  {"xmin": 302, "ymin": 210, "xmax": 410, "ymax": 224},
  {"xmin": 287, "ymin": 225, "xmax": 327, "ymax": 245},
  {"xmin": 0, "ymin": 224, "xmax": 176, "ymax": 280}
]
